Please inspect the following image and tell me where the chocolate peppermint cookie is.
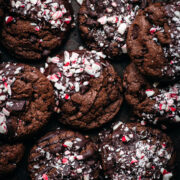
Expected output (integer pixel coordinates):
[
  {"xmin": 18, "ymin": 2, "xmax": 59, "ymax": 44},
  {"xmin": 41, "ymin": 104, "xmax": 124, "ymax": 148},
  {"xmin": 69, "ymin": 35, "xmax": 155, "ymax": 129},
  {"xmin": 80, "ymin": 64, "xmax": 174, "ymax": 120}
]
[
  {"xmin": 99, "ymin": 121, "xmax": 176, "ymax": 179},
  {"xmin": 28, "ymin": 129, "xmax": 100, "ymax": 180},
  {"xmin": 0, "ymin": 62, "xmax": 55, "ymax": 140},
  {"xmin": 127, "ymin": 1, "xmax": 180, "ymax": 81},
  {"xmin": 78, "ymin": 0, "xmax": 157, "ymax": 59},
  {"xmin": 0, "ymin": 141, "xmax": 24, "ymax": 175},
  {"xmin": 43, "ymin": 50, "xmax": 123, "ymax": 129},
  {"xmin": 123, "ymin": 63, "xmax": 180, "ymax": 129},
  {"xmin": 1, "ymin": 0, "xmax": 73, "ymax": 60}
]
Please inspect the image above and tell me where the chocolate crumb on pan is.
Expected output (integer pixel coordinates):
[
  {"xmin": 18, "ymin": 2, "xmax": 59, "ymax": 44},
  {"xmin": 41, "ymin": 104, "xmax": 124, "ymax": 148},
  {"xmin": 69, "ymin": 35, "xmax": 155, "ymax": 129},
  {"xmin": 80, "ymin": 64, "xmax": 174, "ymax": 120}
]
[
  {"xmin": 1, "ymin": 0, "xmax": 74, "ymax": 60},
  {"xmin": 0, "ymin": 62, "xmax": 55, "ymax": 140},
  {"xmin": 127, "ymin": 1, "xmax": 180, "ymax": 81},
  {"xmin": 99, "ymin": 121, "xmax": 176, "ymax": 180},
  {"xmin": 123, "ymin": 63, "xmax": 180, "ymax": 130},
  {"xmin": 43, "ymin": 50, "xmax": 123, "ymax": 130},
  {"xmin": 28, "ymin": 129, "xmax": 100, "ymax": 180}
]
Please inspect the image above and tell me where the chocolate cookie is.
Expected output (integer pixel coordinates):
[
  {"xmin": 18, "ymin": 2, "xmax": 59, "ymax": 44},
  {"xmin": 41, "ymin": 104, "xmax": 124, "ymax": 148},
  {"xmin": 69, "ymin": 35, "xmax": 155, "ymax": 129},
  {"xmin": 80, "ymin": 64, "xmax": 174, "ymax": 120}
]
[
  {"xmin": 0, "ymin": 141, "xmax": 25, "ymax": 175},
  {"xmin": 28, "ymin": 129, "xmax": 100, "ymax": 180},
  {"xmin": 1, "ymin": 0, "xmax": 73, "ymax": 60},
  {"xmin": 78, "ymin": 0, "xmax": 158, "ymax": 59},
  {"xmin": 123, "ymin": 63, "xmax": 180, "ymax": 129},
  {"xmin": 127, "ymin": 1, "xmax": 180, "ymax": 81},
  {"xmin": 99, "ymin": 121, "xmax": 176, "ymax": 179},
  {"xmin": 0, "ymin": 62, "xmax": 55, "ymax": 140},
  {"xmin": 42, "ymin": 50, "xmax": 123, "ymax": 129}
]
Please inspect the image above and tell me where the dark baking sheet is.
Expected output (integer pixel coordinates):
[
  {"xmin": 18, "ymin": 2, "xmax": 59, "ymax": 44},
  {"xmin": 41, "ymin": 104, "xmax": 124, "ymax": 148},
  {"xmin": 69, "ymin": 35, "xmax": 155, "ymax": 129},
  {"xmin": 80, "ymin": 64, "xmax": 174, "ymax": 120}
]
[{"xmin": 0, "ymin": 0, "xmax": 180, "ymax": 179}]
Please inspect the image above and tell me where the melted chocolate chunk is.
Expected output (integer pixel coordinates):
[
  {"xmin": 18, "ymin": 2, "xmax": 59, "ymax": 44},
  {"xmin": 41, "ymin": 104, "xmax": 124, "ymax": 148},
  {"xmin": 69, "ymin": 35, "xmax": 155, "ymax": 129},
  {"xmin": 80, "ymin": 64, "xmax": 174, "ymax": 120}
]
[{"xmin": 6, "ymin": 100, "xmax": 26, "ymax": 112}]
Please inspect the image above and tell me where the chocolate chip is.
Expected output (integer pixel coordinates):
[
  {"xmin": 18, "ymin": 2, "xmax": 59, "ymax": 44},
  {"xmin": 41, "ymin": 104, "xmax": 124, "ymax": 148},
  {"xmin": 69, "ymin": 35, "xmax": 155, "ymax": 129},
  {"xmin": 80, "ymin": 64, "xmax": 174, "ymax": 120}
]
[{"xmin": 6, "ymin": 100, "xmax": 26, "ymax": 112}]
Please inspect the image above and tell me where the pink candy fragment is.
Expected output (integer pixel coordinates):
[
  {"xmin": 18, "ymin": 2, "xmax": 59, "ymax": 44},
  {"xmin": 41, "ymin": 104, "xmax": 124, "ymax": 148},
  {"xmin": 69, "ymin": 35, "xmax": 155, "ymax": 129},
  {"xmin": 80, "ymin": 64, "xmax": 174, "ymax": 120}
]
[
  {"xmin": 35, "ymin": 26, "xmax": 40, "ymax": 31},
  {"xmin": 62, "ymin": 158, "xmax": 68, "ymax": 164},
  {"xmin": 42, "ymin": 174, "xmax": 48, "ymax": 180},
  {"xmin": 122, "ymin": 136, "xmax": 127, "ymax": 142}
]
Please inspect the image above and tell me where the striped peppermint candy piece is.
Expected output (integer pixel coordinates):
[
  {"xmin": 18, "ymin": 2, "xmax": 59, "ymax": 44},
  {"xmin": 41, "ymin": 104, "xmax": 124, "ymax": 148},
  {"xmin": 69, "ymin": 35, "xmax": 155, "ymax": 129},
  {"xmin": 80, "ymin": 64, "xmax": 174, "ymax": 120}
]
[
  {"xmin": 5, "ymin": 16, "xmax": 14, "ymax": 24},
  {"xmin": 52, "ymin": 10, "xmax": 63, "ymax": 20},
  {"xmin": 64, "ymin": 16, "xmax": 72, "ymax": 24},
  {"xmin": 145, "ymin": 89, "xmax": 155, "ymax": 97}
]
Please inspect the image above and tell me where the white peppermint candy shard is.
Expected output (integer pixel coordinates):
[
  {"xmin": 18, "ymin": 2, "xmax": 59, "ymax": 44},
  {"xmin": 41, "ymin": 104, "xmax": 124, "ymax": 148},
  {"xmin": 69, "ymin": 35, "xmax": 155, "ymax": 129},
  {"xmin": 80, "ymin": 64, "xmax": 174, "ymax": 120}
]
[
  {"xmin": 30, "ymin": 0, "xmax": 37, "ymax": 4},
  {"xmin": 83, "ymin": 174, "xmax": 89, "ymax": 180},
  {"xmin": 77, "ymin": 168, "xmax": 82, "ymax": 173},
  {"xmin": 117, "ymin": 23, "xmax": 127, "ymax": 35},
  {"xmin": 64, "ymin": 140, "xmax": 73, "ymax": 148},
  {"xmin": 75, "ymin": 82, "xmax": 80, "ymax": 92},
  {"xmin": 0, "ymin": 113, "xmax": 7, "ymax": 134},
  {"xmin": 2, "ymin": 108, "xmax": 10, "ymax": 116},
  {"xmin": 111, "ymin": 2, "xmax": 117, "ymax": 7},
  {"xmin": 107, "ymin": 16, "xmax": 118, "ymax": 24},
  {"xmin": 174, "ymin": 11, "xmax": 180, "ymax": 18},
  {"xmin": 64, "ymin": 51, "xmax": 70, "ymax": 63},
  {"xmin": 95, "ymin": 52, "xmax": 106, "ymax": 58},
  {"xmin": 113, "ymin": 121, "xmax": 123, "ymax": 130},
  {"xmin": 121, "ymin": 44, "xmax": 127, "ymax": 53},
  {"xmin": 70, "ymin": 52, "xmax": 79, "ymax": 62},
  {"xmin": 175, "ymin": 115, "xmax": 180, "ymax": 122},
  {"xmin": 0, "ymin": 95, "xmax": 6, "ymax": 101},
  {"xmin": 163, "ymin": 173, "xmax": 173, "ymax": 180},
  {"xmin": 76, "ymin": 0, "xmax": 83, "ymax": 5},
  {"xmin": 76, "ymin": 155, "xmax": 83, "ymax": 160},
  {"xmin": 125, "ymin": 135, "xmax": 130, "ymax": 142},
  {"xmin": 92, "ymin": 63, "xmax": 101, "ymax": 72},
  {"xmin": 98, "ymin": 16, "xmax": 107, "ymax": 25}
]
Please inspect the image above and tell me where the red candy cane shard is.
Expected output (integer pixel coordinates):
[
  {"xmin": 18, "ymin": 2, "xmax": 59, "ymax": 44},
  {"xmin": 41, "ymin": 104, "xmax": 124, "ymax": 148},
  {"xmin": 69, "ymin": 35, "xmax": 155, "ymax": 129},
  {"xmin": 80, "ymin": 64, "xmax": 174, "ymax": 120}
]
[{"xmin": 5, "ymin": 16, "xmax": 14, "ymax": 24}]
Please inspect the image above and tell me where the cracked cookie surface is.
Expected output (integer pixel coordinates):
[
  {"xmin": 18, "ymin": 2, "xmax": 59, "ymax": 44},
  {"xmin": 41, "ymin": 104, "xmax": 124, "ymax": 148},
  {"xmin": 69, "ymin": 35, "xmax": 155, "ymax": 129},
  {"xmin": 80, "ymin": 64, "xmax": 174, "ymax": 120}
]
[{"xmin": 43, "ymin": 50, "xmax": 123, "ymax": 129}]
